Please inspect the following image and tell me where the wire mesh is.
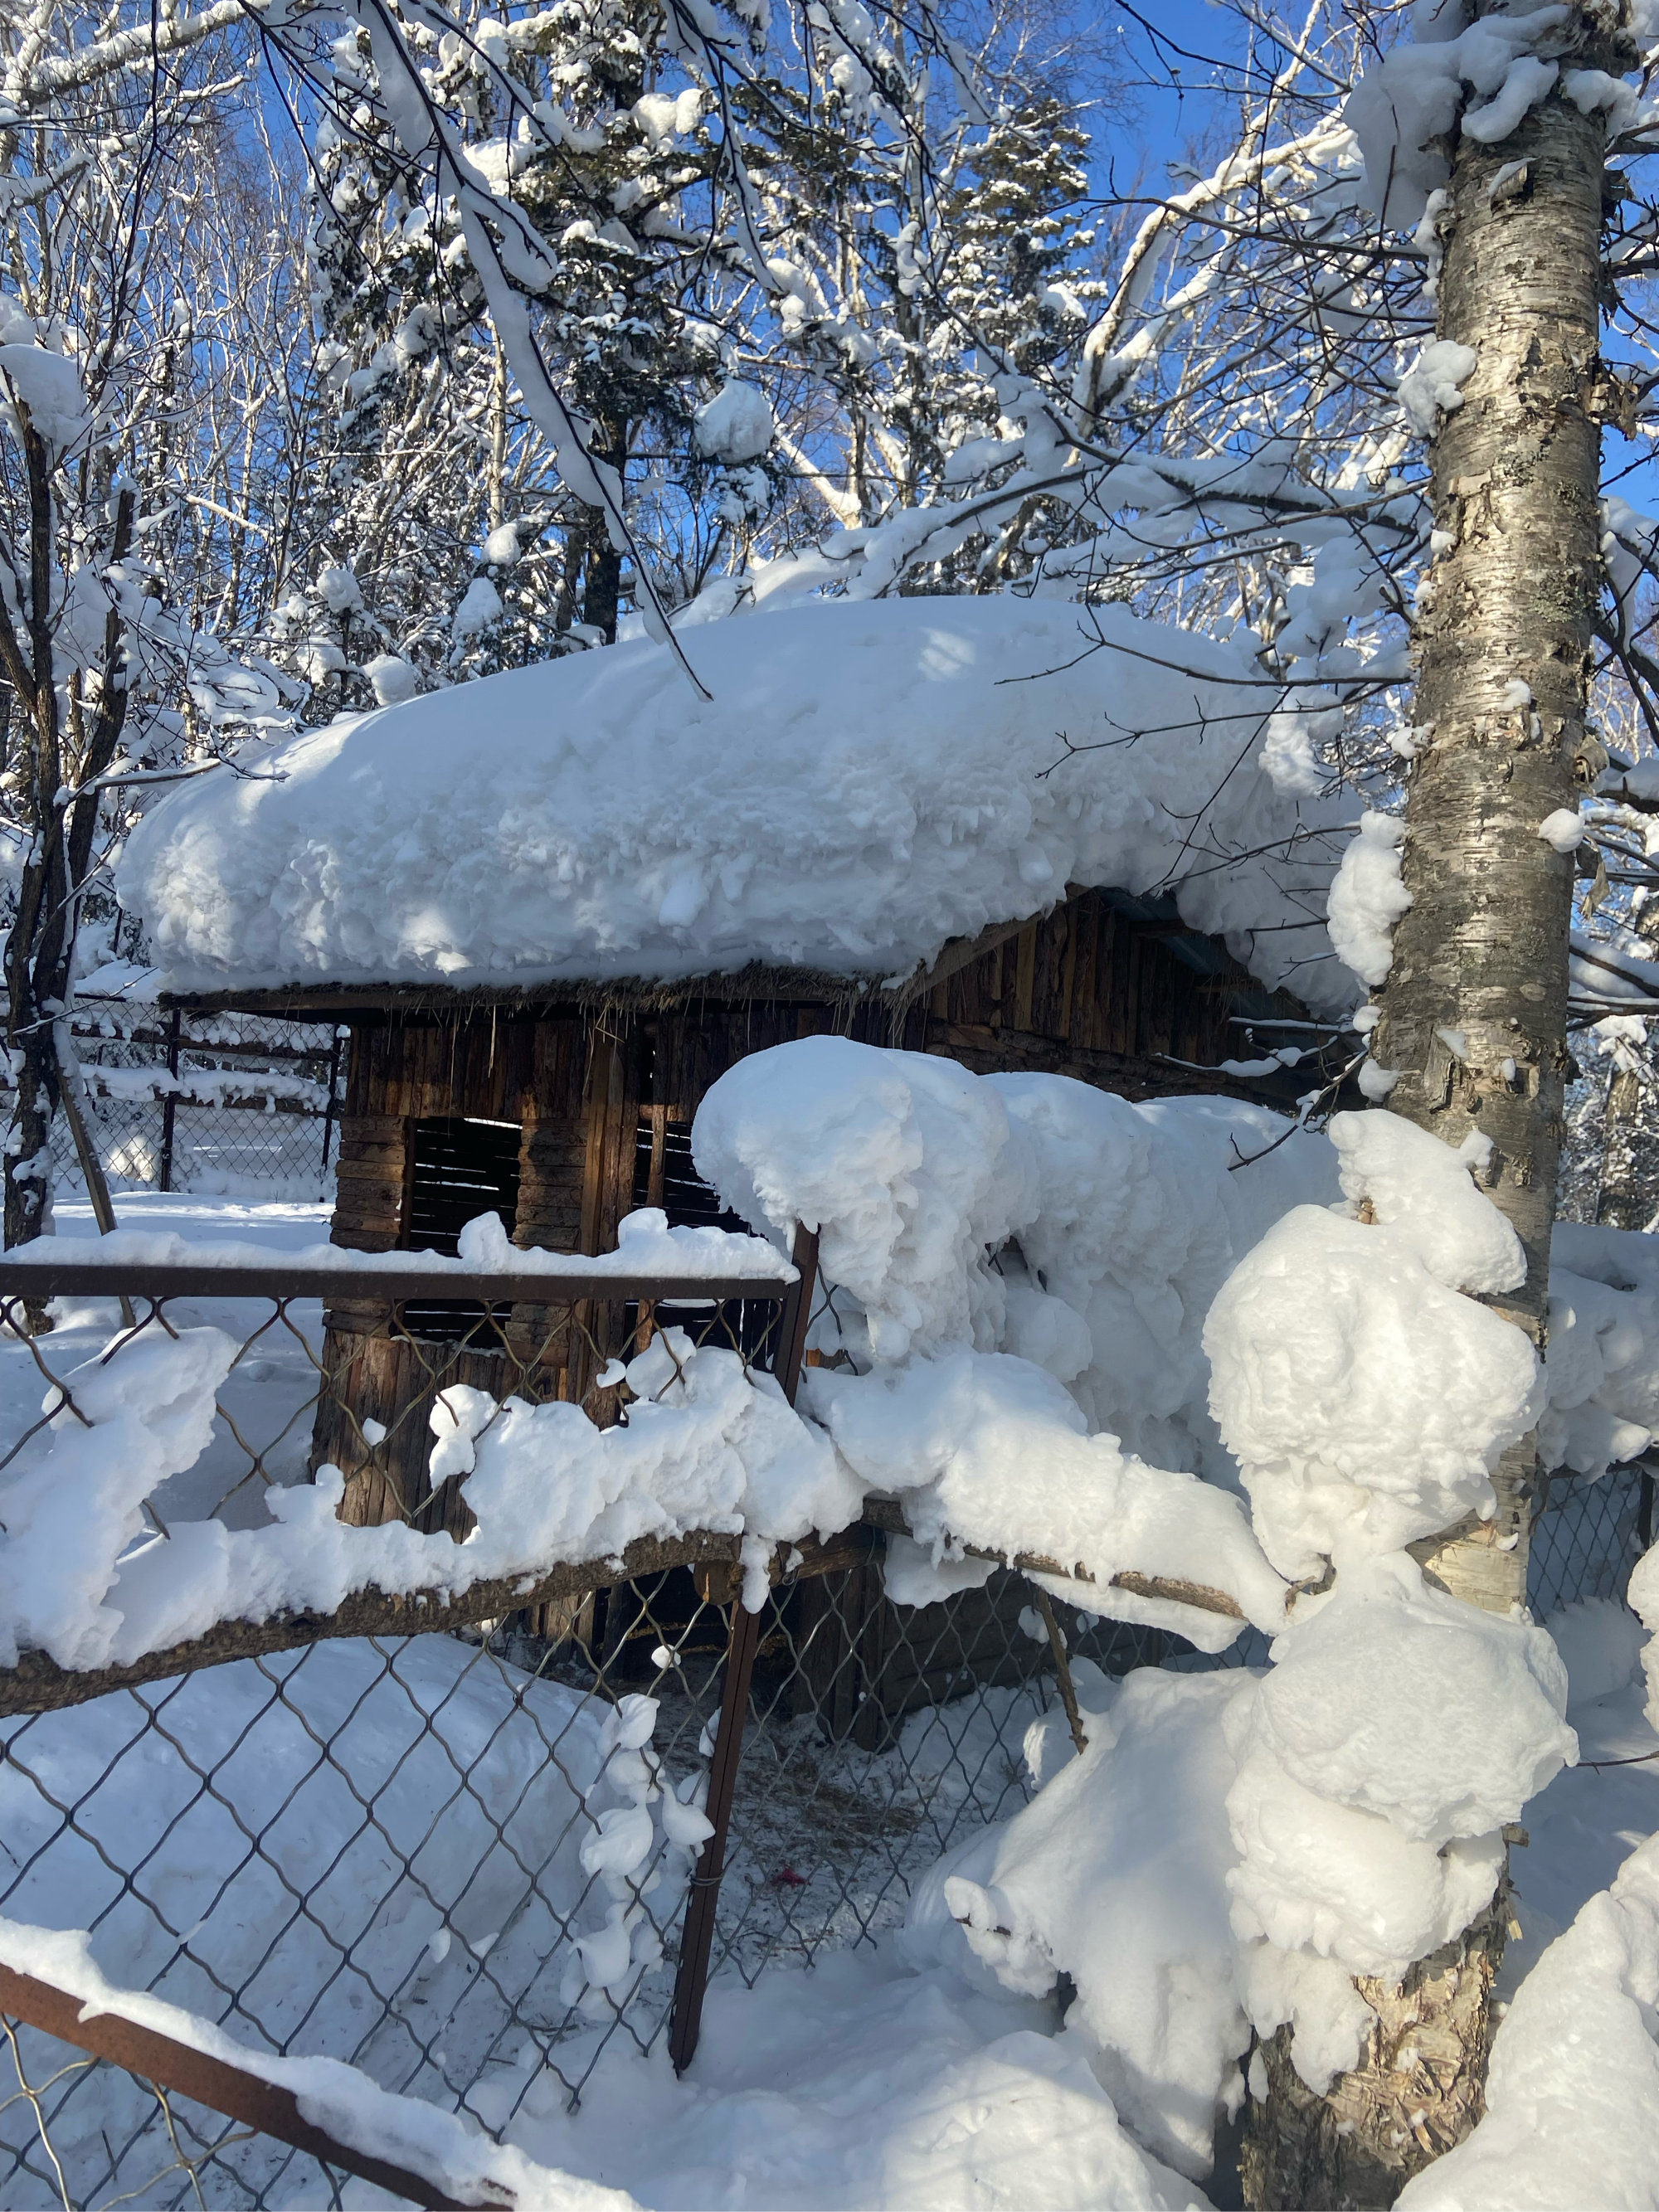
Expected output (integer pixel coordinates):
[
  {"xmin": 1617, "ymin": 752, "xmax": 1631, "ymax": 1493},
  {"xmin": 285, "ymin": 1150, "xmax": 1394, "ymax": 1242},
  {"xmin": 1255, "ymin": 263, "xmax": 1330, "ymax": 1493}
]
[
  {"xmin": 0, "ymin": 1621, "xmax": 731, "ymax": 2207},
  {"xmin": 0, "ymin": 1275, "xmax": 795, "ymax": 2202},
  {"xmin": 0, "ymin": 1267, "xmax": 1652, "ymax": 2206},
  {"xmin": 0, "ymin": 1273, "xmax": 787, "ymax": 1542},
  {"xmin": 700, "ymin": 1563, "xmax": 1169, "ymax": 1990},
  {"xmin": 0, "ymin": 2028, "xmax": 301, "ymax": 2212},
  {"xmin": 50, "ymin": 1001, "xmax": 343, "ymax": 1199},
  {"xmin": 1528, "ymin": 1462, "xmax": 1652, "ymax": 1620}
]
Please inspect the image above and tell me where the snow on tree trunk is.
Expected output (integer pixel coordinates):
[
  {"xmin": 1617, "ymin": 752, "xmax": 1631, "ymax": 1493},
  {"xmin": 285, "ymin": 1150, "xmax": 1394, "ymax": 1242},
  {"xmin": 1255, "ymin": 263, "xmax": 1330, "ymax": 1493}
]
[{"xmin": 1246, "ymin": 19, "xmax": 1616, "ymax": 2208}]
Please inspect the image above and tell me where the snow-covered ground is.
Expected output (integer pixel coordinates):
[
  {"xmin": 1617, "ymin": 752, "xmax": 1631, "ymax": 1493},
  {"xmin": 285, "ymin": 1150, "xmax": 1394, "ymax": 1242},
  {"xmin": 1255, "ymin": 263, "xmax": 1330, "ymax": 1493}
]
[
  {"xmin": 1509, "ymin": 1670, "xmax": 1659, "ymax": 1988},
  {"xmin": 498, "ymin": 1674, "xmax": 1659, "ymax": 2212}
]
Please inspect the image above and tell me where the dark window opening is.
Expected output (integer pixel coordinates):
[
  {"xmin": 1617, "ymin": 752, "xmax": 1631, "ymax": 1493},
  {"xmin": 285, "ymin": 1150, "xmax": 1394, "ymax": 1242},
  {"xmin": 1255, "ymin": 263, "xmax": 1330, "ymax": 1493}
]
[
  {"xmin": 403, "ymin": 1115, "xmax": 522, "ymax": 1340},
  {"xmin": 633, "ymin": 1116, "xmax": 773, "ymax": 1358},
  {"xmin": 633, "ymin": 1120, "xmax": 747, "ymax": 1233}
]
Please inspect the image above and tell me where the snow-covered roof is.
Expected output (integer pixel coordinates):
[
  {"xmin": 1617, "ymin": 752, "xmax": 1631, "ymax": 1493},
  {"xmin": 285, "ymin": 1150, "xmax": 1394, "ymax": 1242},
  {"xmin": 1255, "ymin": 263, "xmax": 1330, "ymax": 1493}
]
[{"xmin": 116, "ymin": 595, "xmax": 1350, "ymax": 1014}]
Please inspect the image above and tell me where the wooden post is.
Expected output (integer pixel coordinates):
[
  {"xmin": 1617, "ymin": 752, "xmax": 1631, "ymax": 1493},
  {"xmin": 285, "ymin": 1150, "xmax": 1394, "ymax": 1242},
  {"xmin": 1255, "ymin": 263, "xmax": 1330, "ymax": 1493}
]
[
  {"xmin": 1033, "ymin": 1586, "xmax": 1088, "ymax": 1757},
  {"xmin": 54, "ymin": 1027, "xmax": 134, "ymax": 1327},
  {"xmin": 668, "ymin": 1220, "xmax": 818, "ymax": 2074}
]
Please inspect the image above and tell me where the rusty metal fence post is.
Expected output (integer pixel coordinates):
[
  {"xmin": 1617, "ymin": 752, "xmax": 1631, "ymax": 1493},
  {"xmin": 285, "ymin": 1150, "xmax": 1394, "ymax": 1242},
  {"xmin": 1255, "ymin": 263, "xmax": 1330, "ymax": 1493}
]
[
  {"xmin": 320, "ymin": 1023, "xmax": 344, "ymax": 1181},
  {"xmin": 158, "ymin": 1005, "xmax": 182, "ymax": 1193},
  {"xmin": 669, "ymin": 1221, "xmax": 820, "ymax": 2073}
]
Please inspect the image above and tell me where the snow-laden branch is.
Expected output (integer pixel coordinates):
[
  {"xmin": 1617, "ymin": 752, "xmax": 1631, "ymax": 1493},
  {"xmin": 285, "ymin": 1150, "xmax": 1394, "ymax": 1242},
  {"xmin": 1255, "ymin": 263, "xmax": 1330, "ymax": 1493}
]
[
  {"xmin": 330, "ymin": 0, "xmax": 713, "ymax": 693},
  {"xmin": 0, "ymin": 0, "xmax": 274, "ymax": 109},
  {"xmin": 1073, "ymin": 115, "xmax": 1355, "ymax": 425}
]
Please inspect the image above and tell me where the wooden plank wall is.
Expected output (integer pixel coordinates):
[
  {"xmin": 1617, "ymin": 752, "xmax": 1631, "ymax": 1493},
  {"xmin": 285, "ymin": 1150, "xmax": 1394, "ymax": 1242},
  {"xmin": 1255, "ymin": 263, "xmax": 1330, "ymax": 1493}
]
[
  {"xmin": 321, "ymin": 1014, "xmax": 604, "ymax": 1528},
  {"xmin": 325, "ymin": 890, "xmax": 1285, "ymax": 1274},
  {"xmin": 921, "ymin": 887, "xmax": 1269, "ymax": 1100}
]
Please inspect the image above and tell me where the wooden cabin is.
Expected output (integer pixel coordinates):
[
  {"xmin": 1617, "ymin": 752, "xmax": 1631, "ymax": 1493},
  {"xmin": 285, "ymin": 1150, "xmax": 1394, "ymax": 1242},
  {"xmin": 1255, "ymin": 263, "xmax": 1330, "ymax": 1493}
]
[
  {"xmin": 161, "ymin": 886, "xmax": 1331, "ymax": 1702},
  {"xmin": 124, "ymin": 593, "xmax": 1353, "ymax": 1714},
  {"xmin": 177, "ymin": 883, "xmax": 1324, "ymax": 1291}
]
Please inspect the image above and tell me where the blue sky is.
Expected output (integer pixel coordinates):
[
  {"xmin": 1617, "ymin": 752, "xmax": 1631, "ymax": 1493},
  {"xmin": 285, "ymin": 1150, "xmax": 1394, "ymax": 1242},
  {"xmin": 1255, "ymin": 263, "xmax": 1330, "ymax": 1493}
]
[
  {"xmin": 1082, "ymin": 2, "xmax": 1659, "ymax": 515},
  {"xmin": 1090, "ymin": 1, "xmax": 1250, "ymax": 190}
]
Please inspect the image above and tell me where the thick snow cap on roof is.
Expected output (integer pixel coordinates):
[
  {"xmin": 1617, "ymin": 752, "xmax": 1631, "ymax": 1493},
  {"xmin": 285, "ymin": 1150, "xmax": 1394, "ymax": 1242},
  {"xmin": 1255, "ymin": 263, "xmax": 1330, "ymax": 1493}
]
[{"xmin": 117, "ymin": 595, "xmax": 1351, "ymax": 1013}]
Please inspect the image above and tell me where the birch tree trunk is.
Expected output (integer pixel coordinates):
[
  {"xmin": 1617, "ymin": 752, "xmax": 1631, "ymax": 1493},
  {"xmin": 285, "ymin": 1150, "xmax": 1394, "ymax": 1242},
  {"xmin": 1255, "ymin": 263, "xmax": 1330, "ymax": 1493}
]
[
  {"xmin": 1244, "ymin": 9, "xmax": 1623, "ymax": 2203},
  {"xmin": 1385, "ymin": 45, "xmax": 1613, "ymax": 1612}
]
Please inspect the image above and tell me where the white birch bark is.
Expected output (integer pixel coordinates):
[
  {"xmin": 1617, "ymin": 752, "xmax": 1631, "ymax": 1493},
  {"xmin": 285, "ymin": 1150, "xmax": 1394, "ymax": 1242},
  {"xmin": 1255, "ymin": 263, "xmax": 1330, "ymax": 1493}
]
[{"xmin": 1246, "ymin": 8, "xmax": 1627, "ymax": 2203}]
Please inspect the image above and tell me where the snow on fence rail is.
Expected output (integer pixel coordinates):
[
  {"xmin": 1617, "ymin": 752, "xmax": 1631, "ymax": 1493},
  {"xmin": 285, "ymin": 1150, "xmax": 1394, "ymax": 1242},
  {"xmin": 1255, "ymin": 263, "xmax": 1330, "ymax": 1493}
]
[{"xmin": 0, "ymin": 1239, "xmax": 1648, "ymax": 2209}]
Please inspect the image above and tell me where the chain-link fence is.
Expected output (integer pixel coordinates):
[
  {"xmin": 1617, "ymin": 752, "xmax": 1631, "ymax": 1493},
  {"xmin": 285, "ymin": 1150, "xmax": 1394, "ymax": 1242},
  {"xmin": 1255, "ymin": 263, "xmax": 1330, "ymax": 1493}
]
[
  {"xmin": 1530, "ymin": 1459, "xmax": 1654, "ymax": 1617},
  {"xmin": 0, "ymin": 1252, "xmax": 1650, "ymax": 2210},
  {"xmin": 53, "ymin": 999, "xmax": 343, "ymax": 1200}
]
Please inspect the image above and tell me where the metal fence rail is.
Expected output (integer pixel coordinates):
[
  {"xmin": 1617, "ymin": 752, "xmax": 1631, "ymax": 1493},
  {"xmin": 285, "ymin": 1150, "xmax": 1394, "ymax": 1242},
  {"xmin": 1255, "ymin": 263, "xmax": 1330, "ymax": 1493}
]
[
  {"xmin": 0, "ymin": 1965, "xmax": 489, "ymax": 2211},
  {"xmin": 0, "ymin": 1248, "xmax": 1650, "ymax": 2209}
]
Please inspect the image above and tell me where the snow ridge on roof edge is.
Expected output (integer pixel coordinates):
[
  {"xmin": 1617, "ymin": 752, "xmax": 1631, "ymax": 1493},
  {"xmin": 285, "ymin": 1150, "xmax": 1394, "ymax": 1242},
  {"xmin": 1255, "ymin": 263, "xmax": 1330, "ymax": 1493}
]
[{"xmin": 117, "ymin": 595, "xmax": 1356, "ymax": 1018}]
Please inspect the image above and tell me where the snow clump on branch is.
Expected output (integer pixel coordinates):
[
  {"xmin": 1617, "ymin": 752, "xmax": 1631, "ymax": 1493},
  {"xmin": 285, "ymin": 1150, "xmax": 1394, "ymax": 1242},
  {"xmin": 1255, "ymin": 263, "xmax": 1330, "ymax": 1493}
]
[
  {"xmin": 0, "ymin": 341, "xmax": 91, "ymax": 449},
  {"xmin": 693, "ymin": 379, "xmax": 775, "ymax": 464},
  {"xmin": 1205, "ymin": 1111, "xmax": 1540, "ymax": 1576},
  {"xmin": 1396, "ymin": 340, "xmax": 1478, "ymax": 438},
  {"xmin": 1325, "ymin": 810, "xmax": 1410, "ymax": 991}
]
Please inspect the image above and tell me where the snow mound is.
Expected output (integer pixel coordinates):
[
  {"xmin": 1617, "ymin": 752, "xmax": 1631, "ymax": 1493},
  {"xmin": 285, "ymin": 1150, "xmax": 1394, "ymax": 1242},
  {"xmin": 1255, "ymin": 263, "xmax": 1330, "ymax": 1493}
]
[
  {"xmin": 1540, "ymin": 1221, "xmax": 1659, "ymax": 1480},
  {"xmin": 0, "ymin": 1325, "xmax": 236, "ymax": 1669},
  {"xmin": 1332, "ymin": 1109, "xmax": 1524, "ymax": 1297},
  {"xmin": 694, "ymin": 1036, "xmax": 1026, "ymax": 1362},
  {"xmin": 115, "ymin": 596, "xmax": 1350, "ymax": 1009},
  {"xmin": 0, "ymin": 342, "xmax": 90, "ymax": 447},
  {"xmin": 1395, "ymin": 1831, "xmax": 1659, "ymax": 2210},
  {"xmin": 1226, "ymin": 1556, "xmax": 1569, "ymax": 2000},
  {"xmin": 1345, "ymin": 11, "xmax": 1611, "ymax": 230},
  {"xmin": 1245, "ymin": 1555, "xmax": 1573, "ymax": 1851},
  {"xmin": 1632, "ymin": 1541, "xmax": 1659, "ymax": 1738},
  {"xmin": 698, "ymin": 1040, "xmax": 1328, "ymax": 1645},
  {"xmin": 902, "ymin": 1666, "xmax": 1254, "ymax": 2181},
  {"xmin": 1324, "ymin": 809, "xmax": 1408, "ymax": 989},
  {"xmin": 1544, "ymin": 1596, "xmax": 1645, "ymax": 1713},
  {"xmin": 535, "ymin": 1942, "xmax": 1209, "ymax": 2210},
  {"xmin": 696, "ymin": 1039, "xmax": 1337, "ymax": 1473}
]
